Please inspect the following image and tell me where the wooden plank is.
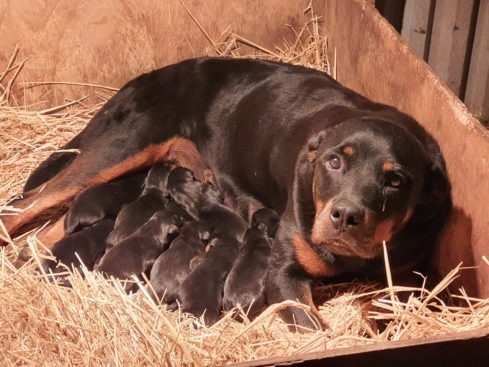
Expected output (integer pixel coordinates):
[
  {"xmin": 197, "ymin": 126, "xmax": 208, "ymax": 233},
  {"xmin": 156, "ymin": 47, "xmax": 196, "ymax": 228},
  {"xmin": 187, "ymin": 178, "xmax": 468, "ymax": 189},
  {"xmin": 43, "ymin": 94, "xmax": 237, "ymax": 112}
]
[
  {"xmin": 232, "ymin": 327, "xmax": 489, "ymax": 367},
  {"xmin": 0, "ymin": 0, "xmax": 320, "ymax": 105},
  {"xmin": 465, "ymin": 0, "xmax": 489, "ymax": 123},
  {"xmin": 401, "ymin": 0, "xmax": 433, "ymax": 60},
  {"xmin": 428, "ymin": 0, "xmax": 475, "ymax": 96}
]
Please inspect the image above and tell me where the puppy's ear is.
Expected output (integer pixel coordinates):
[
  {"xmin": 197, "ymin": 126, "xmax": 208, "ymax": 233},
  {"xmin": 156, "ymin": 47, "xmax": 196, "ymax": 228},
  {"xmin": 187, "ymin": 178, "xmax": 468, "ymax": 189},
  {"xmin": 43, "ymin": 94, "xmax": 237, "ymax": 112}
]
[
  {"xmin": 417, "ymin": 158, "xmax": 451, "ymax": 221},
  {"xmin": 306, "ymin": 131, "xmax": 326, "ymax": 164},
  {"xmin": 167, "ymin": 223, "xmax": 180, "ymax": 235}
]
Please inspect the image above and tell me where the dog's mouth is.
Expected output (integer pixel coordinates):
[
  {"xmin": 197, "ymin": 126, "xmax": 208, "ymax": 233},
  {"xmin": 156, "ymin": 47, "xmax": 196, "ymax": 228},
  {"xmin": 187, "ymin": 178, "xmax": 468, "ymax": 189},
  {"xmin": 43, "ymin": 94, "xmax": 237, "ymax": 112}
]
[{"xmin": 319, "ymin": 237, "xmax": 379, "ymax": 259}]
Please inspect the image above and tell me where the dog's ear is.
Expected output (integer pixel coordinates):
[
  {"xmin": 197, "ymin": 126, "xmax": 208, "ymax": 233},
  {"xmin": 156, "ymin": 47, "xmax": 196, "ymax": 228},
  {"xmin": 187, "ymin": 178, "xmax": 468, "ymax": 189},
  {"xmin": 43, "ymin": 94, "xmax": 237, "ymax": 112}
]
[
  {"xmin": 305, "ymin": 131, "xmax": 326, "ymax": 164},
  {"xmin": 416, "ymin": 157, "xmax": 451, "ymax": 221},
  {"xmin": 293, "ymin": 131, "xmax": 327, "ymax": 237}
]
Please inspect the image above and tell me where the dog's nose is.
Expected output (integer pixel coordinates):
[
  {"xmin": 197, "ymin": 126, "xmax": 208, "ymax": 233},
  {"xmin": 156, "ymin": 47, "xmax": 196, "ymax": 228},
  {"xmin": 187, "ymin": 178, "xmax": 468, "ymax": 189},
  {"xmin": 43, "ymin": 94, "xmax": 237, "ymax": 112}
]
[{"xmin": 330, "ymin": 201, "xmax": 365, "ymax": 231}]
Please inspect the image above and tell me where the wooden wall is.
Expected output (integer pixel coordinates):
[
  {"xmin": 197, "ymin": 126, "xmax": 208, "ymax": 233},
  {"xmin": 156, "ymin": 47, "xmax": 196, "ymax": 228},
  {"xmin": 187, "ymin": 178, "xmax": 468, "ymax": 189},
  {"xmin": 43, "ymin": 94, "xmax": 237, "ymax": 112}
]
[
  {"xmin": 378, "ymin": 0, "xmax": 489, "ymax": 125},
  {"xmin": 0, "ymin": 0, "xmax": 321, "ymax": 105}
]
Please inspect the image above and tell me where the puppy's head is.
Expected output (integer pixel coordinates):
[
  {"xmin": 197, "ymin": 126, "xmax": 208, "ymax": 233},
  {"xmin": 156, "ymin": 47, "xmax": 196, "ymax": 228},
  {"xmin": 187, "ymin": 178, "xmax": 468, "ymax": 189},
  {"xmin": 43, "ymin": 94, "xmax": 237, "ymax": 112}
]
[
  {"xmin": 296, "ymin": 118, "xmax": 449, "ymax": 260},
  {"xmin": 251, "ymin": 208, "xmax": 280, "ymax": 238},
  {"xmin": 167, "ymin": 166, "xmax": 222, "ymax": 218},
  {"xmin": 143, "ymin": 163, "xmax": 174, "ymax": 193},
  {"xmin": 179, "ymin": 221, "xmax": 211, "ymax": 242}
]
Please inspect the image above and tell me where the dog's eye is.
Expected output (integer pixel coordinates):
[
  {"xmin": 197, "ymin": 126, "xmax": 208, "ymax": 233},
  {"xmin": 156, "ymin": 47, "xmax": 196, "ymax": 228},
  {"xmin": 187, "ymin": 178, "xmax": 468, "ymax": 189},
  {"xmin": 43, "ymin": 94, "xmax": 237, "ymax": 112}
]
[
  {"xmin": 386, "ymin": 175, "xmax": 403, "ymax": 189},
  {"xmin": 325, "ymin": 155, "xmax": 341, "ymax": 170}
]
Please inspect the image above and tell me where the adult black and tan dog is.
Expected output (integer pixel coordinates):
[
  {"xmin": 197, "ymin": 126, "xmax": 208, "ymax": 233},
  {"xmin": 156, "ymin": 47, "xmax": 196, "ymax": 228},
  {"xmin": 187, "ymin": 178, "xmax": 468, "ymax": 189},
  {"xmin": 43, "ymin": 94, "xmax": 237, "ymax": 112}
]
[{"xmin": 3, "ymin": 57, "xmax": 451, "ymax": 330}]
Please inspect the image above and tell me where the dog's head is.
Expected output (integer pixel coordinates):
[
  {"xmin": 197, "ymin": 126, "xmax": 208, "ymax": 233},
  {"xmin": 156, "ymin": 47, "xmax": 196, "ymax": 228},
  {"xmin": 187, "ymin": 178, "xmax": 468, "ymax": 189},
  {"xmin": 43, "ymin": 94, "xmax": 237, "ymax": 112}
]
[
  {"xmin": 167, "ymin": 166, "xmax": 222, "ymax": 219},
  {"xmin": 295, "ymin": 118, "xmax": 449, "ymax": 260},
  {"xmin": 143, "ymin": 162, "xmax": 175, "ymax": 194},
  {"xmin": 251, "ymin": 208, "xmax": 280, "ymax": 239}
]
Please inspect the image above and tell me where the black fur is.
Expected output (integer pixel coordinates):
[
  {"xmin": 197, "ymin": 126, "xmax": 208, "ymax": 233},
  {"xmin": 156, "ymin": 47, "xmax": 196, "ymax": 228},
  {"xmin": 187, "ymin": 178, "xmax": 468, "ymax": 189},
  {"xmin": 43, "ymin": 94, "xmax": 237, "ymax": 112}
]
[
  {"xmin": 106, "ymin": 163, "xmax": 173, "ymax": 247},
  {"xmin": 22, "ymin": 58, "xmax": 451, "ymax": 330},
  {"xmin": 149, "ymin": 221, "xmax": 209, "ymax": 307},
  {"xmin": 96, "ymin": 205, "xmax": 190, "ymax": 292},
  {"xmin": 42, "ymin": 219, "xmax": 114, "ymax": 283}
]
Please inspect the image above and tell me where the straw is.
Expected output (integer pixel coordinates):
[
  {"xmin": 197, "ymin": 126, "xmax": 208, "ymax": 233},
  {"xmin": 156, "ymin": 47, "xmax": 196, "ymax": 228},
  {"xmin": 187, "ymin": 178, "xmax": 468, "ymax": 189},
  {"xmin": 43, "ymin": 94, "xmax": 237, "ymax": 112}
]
[{"xmin": 1, "ymin": 10, "xmax": 488, "ymax": 367}]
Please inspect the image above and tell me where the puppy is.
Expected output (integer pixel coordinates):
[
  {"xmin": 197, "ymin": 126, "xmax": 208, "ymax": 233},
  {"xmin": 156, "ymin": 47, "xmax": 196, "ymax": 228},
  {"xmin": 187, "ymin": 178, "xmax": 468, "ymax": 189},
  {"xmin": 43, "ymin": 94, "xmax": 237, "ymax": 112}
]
[
  {"xmin": 96, "ymin": 204, "xmax": 190, "ymax": 291},
  {"xmin": 106, "ymin": 163, "xmax": 173, "ymax": 247},
  {"xmin": 180, "ymin": 234, "xmax": 241, "ymax": 326},
  {"xmin": 42, "ymin": 219, "xmax": 114, "ymax": 283},
  {"xmin": 149, "ymin": 221, "xmax": 209, "ymax": 308},
  {"xmin": 251, "ymin": 208, "xmax": 280, "ymax": 239},
  {"xmin": 167, "ymin": 167, "xmax": 247, "ymax": 240},
  {"xmin": 223, "ymin": 208, "xmax": 279, "ymax": 315},
  {"xmin": 64, "ymin": 172, "xmax": 145, "ymax": 235}
]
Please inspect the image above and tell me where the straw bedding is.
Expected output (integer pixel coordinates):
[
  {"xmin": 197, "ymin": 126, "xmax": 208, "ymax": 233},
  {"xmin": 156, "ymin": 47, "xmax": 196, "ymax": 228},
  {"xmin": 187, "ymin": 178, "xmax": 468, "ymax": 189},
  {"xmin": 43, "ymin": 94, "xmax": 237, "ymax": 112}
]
[{"xmin": 1, "ymin": 10, "xmax": 488, "ymax": 367}]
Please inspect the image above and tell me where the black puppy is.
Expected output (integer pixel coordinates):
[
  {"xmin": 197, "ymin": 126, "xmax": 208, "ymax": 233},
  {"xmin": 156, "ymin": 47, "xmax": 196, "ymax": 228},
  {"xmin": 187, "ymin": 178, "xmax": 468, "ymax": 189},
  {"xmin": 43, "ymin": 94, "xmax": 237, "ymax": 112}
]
[
  {"xmin": 251, "ymin": 208, "xmax": 280, "ymax": 239},
  {"xmin": 167, "ymin": 167, "xmax": 247, "ymax": 240},
  {"xmin": 64, "ymin": 172, "xmax": 146, "ymax": 235},
  {"xmin": 42, "ymin": 219, "xmax": 114, "ymax": 283},
  {"xmin": 223, "ymin": 208, "xmax": 279, "ymax": 316},
  {"xmin": 96, "ymin": 205, "xmax": 189, "ymax": 292},
  {"xmin": 106, "ymin": 163, "xmax": 173, "ymax": 247},
  {"xmin": 149, "ymin": 221, "xmax": 209, "ymax": 308},
  {"xmin": 180, "ymin": 234, "xmax": 241, "ymax": 326}
]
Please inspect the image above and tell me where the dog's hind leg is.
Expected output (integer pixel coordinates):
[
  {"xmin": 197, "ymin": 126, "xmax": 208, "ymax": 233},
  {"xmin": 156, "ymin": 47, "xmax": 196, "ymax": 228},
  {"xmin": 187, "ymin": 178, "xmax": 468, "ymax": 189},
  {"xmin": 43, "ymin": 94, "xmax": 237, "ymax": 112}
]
[
  {"xmin": 23, "ymin": 151, "xmax": 78, "ymax": 192},
  {"xmin": 23, "ymin": 135, "xmax": 83, "ymax": 192},
  {"xmin": 1, "ymin": 137, "xmax": 188, "ymax": 242}
]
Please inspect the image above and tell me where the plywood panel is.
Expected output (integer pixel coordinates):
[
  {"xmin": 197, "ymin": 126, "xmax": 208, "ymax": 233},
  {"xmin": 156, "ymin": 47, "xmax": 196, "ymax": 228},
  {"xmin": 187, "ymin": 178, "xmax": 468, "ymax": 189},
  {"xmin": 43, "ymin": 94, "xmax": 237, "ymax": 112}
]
[
  {"xmin": 0, "ymin": 0, "xmax": 320, "ymax": 105},
  {"xmin": 401, "ymin": 0, "xmax": 433, "ymax": 59},
  {"xmin": 465, "ymin": 0, "xmax": 489, "ymax": 122},
  {"xmin": 428, "ymin": 0, "xmax": 475, "ymax": 96}
]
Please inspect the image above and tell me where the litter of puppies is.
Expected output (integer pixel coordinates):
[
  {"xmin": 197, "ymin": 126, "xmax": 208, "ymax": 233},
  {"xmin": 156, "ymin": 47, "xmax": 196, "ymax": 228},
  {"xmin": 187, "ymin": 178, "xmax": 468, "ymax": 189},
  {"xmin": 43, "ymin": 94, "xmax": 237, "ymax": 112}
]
[{"xmin": 1, "ymin": 12, "xmax": 488, "ymax": 367}]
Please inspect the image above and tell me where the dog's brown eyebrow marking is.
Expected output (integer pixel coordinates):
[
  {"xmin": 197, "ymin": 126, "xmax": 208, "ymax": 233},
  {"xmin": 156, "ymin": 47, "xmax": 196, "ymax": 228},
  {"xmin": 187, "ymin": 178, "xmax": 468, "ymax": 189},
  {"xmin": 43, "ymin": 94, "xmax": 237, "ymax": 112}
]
[
  {"xmin": 343, "ymin": 145, "xmax": 355, "ymax": 156},
  {"xmin": 382, "ymin": 161, "xmax": 397, "ymax": 172}
]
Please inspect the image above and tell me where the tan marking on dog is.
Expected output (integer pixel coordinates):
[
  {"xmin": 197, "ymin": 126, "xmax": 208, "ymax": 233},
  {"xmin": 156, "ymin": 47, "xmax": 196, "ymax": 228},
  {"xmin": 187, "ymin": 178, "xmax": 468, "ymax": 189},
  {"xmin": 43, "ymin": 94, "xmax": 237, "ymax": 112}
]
[
  {"xmin": 311, "ymin": 200, "xmax": 334, "ymax": 245},
  {"xmin": 293, "ymin": 234, "xmax": 335, "ymax": 277},
  {"xmin": 382, "ymin": 161, "xmax": 397, "ymax": 172},
  {"xmin": 306, "ymin": 151, "xmax": 317, "ymax": 163},
  {"xmin": 1, "ymin": 137, "xmax": 209, "ymax": 242},
  {"xmin": 343, "ymin": 145, "xmax": 355, "ymax": 156},
  {"xmin": 36, "ymin": 215, "xmax": 66, "ymax": 250}
]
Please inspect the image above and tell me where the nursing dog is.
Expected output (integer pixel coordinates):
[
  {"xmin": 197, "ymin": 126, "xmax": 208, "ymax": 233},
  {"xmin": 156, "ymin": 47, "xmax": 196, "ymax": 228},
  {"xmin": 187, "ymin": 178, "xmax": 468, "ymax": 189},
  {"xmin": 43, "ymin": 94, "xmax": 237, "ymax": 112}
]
[
  {"xmin": 2, "ymin": 57, "xmax": 451, "ymax": 331},
  {"xmin": 223, "ymin": 208, "xmax": 279, "ymax": 316},
  {"xmin": 95, "ymin": 205, "xmax": 190, "ymax": 291},
  {"xmin": 64, "ymin": 172, "xmax": 146, "ymax": 235},
  {"xmin": 105, "ymin": 163, "xmax": 173, "ymax": 247},
  {"xmin": 42, "ymin": 219, "xmax": 114, "ymax": 284},
  {"xmin": 149, "ymin": 221, "xmax": 209, "ymax": 308}
]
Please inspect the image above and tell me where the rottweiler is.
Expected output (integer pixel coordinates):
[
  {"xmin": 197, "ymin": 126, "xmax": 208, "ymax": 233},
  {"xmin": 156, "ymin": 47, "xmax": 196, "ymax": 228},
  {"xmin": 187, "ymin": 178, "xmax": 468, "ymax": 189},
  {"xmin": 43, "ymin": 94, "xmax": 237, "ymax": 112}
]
[
  {"xmin": 179, "ymin": 234, "xmax": 241, "ymax": 326},
  {"xmin": 149, "ymin": 221, "xmax": 209, "ymax": 308},
  {"xmin": 105, "ymin": 163, "xmax": 173, "ymax": 247},
  {"xmin": 223, "ymin": 208, "xmax": 279, "ymax": 316},
  {"xmin": 4, "ymin": 58, "xmax": 451, "ymax": 331},
  {"xmin": 64, "ymin": 171, "xmax": 146, "ymax": 235},
  {"xmin": 251, "ymin": 208, "xmax": 280, "ymax": 239},
  {"xmin": 95, "ymin": 205, "xmax": 190, "ymax": 292},
  {"xmin": 42, "ymin": 219, "xmax": 114, "ymax": 283},
  {"xmin": 167, "ymin": 166, "xmax": 248, "ymax": 240}
]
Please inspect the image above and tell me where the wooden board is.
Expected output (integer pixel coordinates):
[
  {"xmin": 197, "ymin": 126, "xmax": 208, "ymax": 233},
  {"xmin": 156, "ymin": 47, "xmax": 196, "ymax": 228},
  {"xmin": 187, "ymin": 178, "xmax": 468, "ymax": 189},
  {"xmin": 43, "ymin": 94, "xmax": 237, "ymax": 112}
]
[
  {"xmin": 0, "ymin": 0, "xmax": 322, "ymax": 105},
  {"xmin": 428, "ymin": 0, "xmax": 475, "ymax": 96},
  {"xmin": 401, "ymin": 0, "xmax": 433, "ymax": 60},
  {"xmin": 465, "ymin": 0, "xmax": 489, "ymax": 123},
  {"xmin": 232, "ymin": 327, "xmax": 489, "ymax": 367}
]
